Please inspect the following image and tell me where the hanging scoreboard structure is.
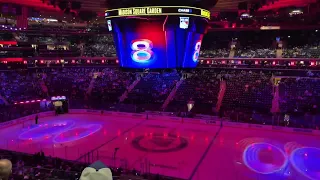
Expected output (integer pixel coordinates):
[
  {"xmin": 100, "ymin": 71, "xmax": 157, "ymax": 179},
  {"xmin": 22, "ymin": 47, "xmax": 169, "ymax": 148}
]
[{"xmin": 106, "ymin": 6, "xmax": 210, "ymax": 69}]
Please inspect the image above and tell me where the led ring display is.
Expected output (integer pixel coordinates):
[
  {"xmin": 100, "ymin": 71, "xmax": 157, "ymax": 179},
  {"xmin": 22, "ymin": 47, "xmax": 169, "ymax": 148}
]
[
  {"xmin": 18, "ymin": 120, "xmax": 75, "ymax": 141},
  {"xmin": 192, "ymin": 41, "xmax": 201, "ymax": 62},
  {"xmin": 243, "ymin": 143, "xmax": 288, "ymax": 174},
  {"xmin": 290, "ymin": 147, "xmax": 320, "ymax": 180},
  {"xmin": 131, "ymin": 39, "xmax": 154, "ymax": 63},
  {"xmin": 53, "ymin": 124, "xmax": 102, "ymax": 144}
]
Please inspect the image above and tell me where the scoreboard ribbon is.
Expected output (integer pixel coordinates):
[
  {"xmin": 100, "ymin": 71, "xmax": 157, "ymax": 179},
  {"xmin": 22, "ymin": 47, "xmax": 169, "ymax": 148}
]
[{"xmin": 105, "ymin": 6, "xmax": 210, "ymax": 20}]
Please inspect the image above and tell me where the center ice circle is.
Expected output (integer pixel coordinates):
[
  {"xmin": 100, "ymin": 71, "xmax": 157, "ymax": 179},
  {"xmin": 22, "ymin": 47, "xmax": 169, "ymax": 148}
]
[
  {"xmin": 18, "ymin": 120, "xmax": 75, "ymax": 141},
  {"xmin": 243, "ymin": 143, "xmax": 288, "ymax": 174},
  {"xmin": 53, "ymin": 124, "xmax": 102, "ymax": 144},
  {"xmin": 132, "ymin": 133, "xmax": 188, "ymax": 153},
  {"xmin": 290, "ymin": 147, "xmax": 320, "ymax": 180}
]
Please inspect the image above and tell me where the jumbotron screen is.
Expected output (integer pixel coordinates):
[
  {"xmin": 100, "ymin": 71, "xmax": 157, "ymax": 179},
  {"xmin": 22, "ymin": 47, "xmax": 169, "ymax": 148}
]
[{"xmin": 107, "ymin": 7, "xmax": 209, "ymax": 69}]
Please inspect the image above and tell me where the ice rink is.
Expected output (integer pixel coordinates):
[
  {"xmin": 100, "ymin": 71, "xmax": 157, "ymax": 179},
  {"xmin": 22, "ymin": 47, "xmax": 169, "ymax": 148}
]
[{"xmin": 0, "ymin": 113, "xmax": 319, "ymax": 180}]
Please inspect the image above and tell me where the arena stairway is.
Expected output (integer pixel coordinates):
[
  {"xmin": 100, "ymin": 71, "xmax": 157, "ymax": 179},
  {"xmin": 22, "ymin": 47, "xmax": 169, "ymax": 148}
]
[
  {"xmin": 216, "ymin": 80, "xmax": 226, "ymax": 111},
  {"xmin": 161, "ymin": 78, "xmax": 184, "ymax": 110},
  {"xmin": 271, "ymin": 82, "xmax": 280, "ymax": 113},
  {"xmin": 119, "ymin": 77, "xmax": 141, "ymax": 102},
  {"xmin": 86, "ymin": 75, "xmax": 96, "ymax": 95},
  {"xmin": 0, "ymin": 95, "xmax": 9, "ymax": 105},
  {"xmin": 39, "ymin": 79, "xmax": 49, "ymax": 96}
]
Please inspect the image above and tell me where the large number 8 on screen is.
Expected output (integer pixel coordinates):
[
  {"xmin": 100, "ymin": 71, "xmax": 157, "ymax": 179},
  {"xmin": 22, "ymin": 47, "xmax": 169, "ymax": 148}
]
[
  {"xmin": 192, "ymin": 41, "xmax": 201, "ymax": 62},
  {"xmin": 131, "ymin": 39, "xmax": 154, "ymax": 63}
]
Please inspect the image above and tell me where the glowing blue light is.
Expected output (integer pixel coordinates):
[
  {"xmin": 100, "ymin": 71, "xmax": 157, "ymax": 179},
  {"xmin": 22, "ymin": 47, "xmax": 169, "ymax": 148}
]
[
  {"xmin": 53, "ymin": 124, "xmax": 102, "ymax": 144},
  {"xmin": 243, "ymin": 143, "xmax": 288, "ymax": 174},
  {"xmin": 18, "ymin": 121, "xmax": 75, "ymax": 141},
  {"xmin": 192, "ymin": 41, "xmax": 201, "ymax": 62},
  {"xmin": 290, "ymin": 147, "xmax": 320, "ymax": 180},
  {"xmin": 131, "ymin": 39, "xmax": 154, "ymax": 63},
  {"xmin": 131, "ymin": 50, "xmax": 153, "ymax": 63}
]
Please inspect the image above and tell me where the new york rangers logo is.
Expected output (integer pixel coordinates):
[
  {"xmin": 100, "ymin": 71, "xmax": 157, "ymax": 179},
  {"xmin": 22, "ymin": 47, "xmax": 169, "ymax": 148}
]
[{"xmin": 179, "ymin": 17, "xmax": 189, "ymax": 29}]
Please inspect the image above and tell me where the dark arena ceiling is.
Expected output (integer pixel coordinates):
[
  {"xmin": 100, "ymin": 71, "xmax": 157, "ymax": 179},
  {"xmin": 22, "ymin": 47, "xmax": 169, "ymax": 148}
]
[{"xmin": 0, "ymin": 0, "xmax": 316, "ymax": 18}]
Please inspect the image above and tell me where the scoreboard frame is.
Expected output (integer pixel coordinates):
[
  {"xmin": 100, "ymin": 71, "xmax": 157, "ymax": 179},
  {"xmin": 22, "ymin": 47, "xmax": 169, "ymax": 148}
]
[{"xmin": 105, "ymin": 6, "xmax": 210, "ymax": 20}]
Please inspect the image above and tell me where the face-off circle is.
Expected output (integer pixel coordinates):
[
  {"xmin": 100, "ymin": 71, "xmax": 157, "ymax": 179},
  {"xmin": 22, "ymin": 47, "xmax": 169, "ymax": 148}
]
[
  {"xmin": 132, "ymin": 133, "xmax": 188, "ymax": 153},
  {"xmin": 18, "ymin": 120, "xmax": 75, "ymax": 141},
  {"xmin": 290, "ymin": 147, "xmax": 320, "ymax": 180},
  {"xmin": 243, "ymin": 143, "xmax": 288, "ymax": 174},
  {"xmin": 53, "ymin": 124, "xmax": 102, "ymax": 144}
]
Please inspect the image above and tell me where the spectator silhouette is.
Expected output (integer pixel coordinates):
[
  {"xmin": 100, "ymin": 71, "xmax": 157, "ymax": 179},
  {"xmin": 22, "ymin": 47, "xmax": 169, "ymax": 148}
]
[{"xmin": 0, "ymin": 159, "xmax": 12, "ymax": 180}]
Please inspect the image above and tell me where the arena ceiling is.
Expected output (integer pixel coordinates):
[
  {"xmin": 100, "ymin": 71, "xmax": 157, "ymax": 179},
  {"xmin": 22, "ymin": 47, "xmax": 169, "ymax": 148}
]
[{"xmin": 0, "ymin": 0, "xmax": 316, "ymax": 16}]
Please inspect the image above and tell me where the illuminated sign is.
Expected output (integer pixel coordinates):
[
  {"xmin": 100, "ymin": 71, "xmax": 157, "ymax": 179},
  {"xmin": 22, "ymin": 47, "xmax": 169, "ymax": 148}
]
[
  {"xmin": 118, "ymin": 7, "xmax": 162, "ymax": 16},
  {"xmin": 201, "ymin": 9, "xmax": 210, "ymax": 19},
  {"xmin": 51, "ymin": 96, "xmax": 66, "ymax": 101},
  {"xmin": 179, "ymin": 17, "xmax": 189, "ymax": 29},
  {"xmin": 260, "ymin": 26, "xmax": 280, "ymax": 30},
  {"xmin": 178, "ymin": 9, "xmax": 192, "ymax": 13},
  {"xmin": 107, "ymin": 20, "xmax": 112, "ymax": 31},
  {"xmin": 105, "ymin": 6, "xmax": 210, "ymax": 20},
  {"xmin": 192, "ymin": 41, "xmax": 202, "ymax": 62},
  {"xmin": 131, "ymin": 39, "xmax": 154, "ymax": 63}
]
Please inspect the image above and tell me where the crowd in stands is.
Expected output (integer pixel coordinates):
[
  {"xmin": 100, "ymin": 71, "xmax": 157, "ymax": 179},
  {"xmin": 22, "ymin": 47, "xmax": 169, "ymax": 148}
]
[
  {"xmin": 200, "ymin": 49, "xmax": 230, "ymax": 58},
  {"xmin": 167, "ymin": 69, "xmax": 220, "ymax": 114},
  {"xmin": 0, "ymin": 67, "xmax": 319, "ymax": 128},
  {"xmin": 90, "ymin": 68, "xmax": 136, "ymax": 109},
  {"xmin": 0, "ymin": 71, "xmax": 45, "ymax": 103},
  {"xmin": 124, "ymin": 71, "xmax": 180, "ymax": 111},
  {"xmin": 0, "ymin": 30, "xmax": 319, "ymax": 58},
  {"xmin": 82, "ymin": 35, "xmax": 116, "ymax": 57},
  {"xmin": 279, "ymin": 77, "xmax": 320, "ymax": 113},
  {"xmin": 234, "ymin": 48, "xmax": 277, "ymax": 58},
  {"xmin": 221, "ymin": 70, "xmax": 273, "ymax": 113},
  {"xmin": 1, "ymin": 150, "xmax": 83, "ymax": 180},
  {"xmin": 1, "ymin": 68, "xmax": 320, "ymax": 179},
  {"xmin": 0, "ymin": 150, "xmax": 173, "ymax": 180}
]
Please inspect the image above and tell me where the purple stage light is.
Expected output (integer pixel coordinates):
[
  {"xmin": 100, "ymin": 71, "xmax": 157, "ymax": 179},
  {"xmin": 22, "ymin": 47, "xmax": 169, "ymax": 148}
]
[
  {"xmin": 290, "ymin": 147, "xmax": 320, "ymax": 180},
  {"xmin": 53, "ymin": 124, "xmax": 102, "ymax": 144},
  {"xmin": 18, "ymin": 121, "xmax": 75, "ymax": 141},
  {"xmin": 243, "ymin": 143, "xmax": 288, "ymax": 174}
]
